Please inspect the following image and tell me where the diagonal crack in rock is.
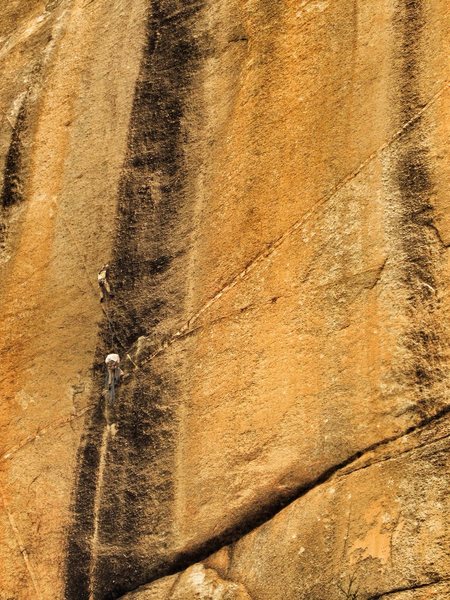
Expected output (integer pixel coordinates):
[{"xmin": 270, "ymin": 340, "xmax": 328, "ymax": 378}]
[
  {"xmin": 117, "ymin": 407, "xmax": 450, "ymax": 598},
  {"xmin": 367, "ymin": 577, "xmax": 450, "ymax": 599}
]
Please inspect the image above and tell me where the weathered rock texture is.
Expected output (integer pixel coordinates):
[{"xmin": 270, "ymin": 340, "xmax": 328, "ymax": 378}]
[
  {"xmin": 126, "ymin": 413, "xmax": 449, "ymax": 599},
  {"xmin": 0, "ymin": 1, "xmax": 449, "ymax": 599}
]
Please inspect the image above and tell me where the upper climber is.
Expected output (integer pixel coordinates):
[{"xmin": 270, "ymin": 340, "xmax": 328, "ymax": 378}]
[{"xmin": 98, "ymin": 263, "xmax": 113, "ymax": 303}]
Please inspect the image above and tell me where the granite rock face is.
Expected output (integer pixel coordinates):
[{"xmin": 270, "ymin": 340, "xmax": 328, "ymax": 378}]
[
  {"xmin": 123, "ymin": 564, "xmax": 252, "ymax": 600},
  {"xmin": 127, "ymin": 414, "xmax": 449, "ymax": 599},
  {"xmin": 0, "ymin": 1, "xmax": 448, "ymax": 599}
]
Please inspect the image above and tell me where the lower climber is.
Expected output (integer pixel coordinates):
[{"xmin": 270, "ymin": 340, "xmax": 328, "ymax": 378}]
[
  {"xmin": 98, "ymin": 263, "xmax": 113, "ymax": 303},
  {"xmin": 104, "ymin": 352, "xmax": 123, "ymax": 402}
]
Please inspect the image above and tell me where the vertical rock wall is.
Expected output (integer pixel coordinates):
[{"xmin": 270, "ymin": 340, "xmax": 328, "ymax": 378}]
[
  {"xmin": 0, "ymin": 1, "xmax": 448, "ymax": 599},
  {"xmin": 0, "ymin": 1, "xmax": 149, "ymax": 598}
]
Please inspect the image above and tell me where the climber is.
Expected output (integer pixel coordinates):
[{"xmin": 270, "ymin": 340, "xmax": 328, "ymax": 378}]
[
  {"xmin": 98, "ymin": 263, "xmax": 113, "ymax": 303},
  {"xmin": 104, "ymin": 352, "xmax": 123, "ymax": 402}
]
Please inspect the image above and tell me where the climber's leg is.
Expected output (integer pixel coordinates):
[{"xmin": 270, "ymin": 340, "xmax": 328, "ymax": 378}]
[{"xmin": 99, "ymin": 282, "xmax": 106, "ymax": 303}]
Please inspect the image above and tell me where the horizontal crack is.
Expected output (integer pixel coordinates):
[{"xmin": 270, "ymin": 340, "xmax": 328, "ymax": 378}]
[{"xmin": 367, "ymin": 577, "xmax": 450, "ymax": 599}]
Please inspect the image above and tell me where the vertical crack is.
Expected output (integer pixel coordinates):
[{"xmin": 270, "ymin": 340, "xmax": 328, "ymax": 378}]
[
  {"xmin": 1, "ymin": 488, "xmax": 43, "ymax": 599},
  {"xmin": 88, "ymin": 428, "xmax": 109, "ymax": 600}
]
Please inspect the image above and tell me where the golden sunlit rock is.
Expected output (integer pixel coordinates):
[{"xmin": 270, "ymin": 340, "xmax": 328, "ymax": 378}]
[{"xmin": 0, "ymin": 1, "xmax": 448, "ymax": 599}]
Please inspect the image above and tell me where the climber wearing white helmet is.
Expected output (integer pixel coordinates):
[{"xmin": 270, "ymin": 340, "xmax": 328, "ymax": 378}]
[{"xmin": 105, "ymin": 352, "xmax": 124, "ymax": 390}]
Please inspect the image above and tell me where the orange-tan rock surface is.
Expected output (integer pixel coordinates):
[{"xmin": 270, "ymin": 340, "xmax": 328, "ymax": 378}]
[
  {"xmin": 128, "ymin": 414, "xmax": 449, "ymax": 599},
  {"xmin": 0, "ymin": 1, "xmax": 149, "ymax": 598},
  {"xmin": 0, "ymin": 1, "xmax": 449, "ymax": 599}
]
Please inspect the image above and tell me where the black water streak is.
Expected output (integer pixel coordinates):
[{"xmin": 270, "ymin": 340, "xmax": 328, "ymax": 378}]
[
  {"xmin": 1, "ymin": 104, "xmax": 26, "ymax": 209},
  {"xmin": 392, "ymin": 0, "xmax": 446, "ymax": 417},
  {"xmin": 64, "ymin": 1, "xmax": 205, "ymax": 598}
]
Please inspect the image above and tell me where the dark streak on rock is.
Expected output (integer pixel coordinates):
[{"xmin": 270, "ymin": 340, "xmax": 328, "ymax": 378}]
[
  {"xmin": 0, "ymin": 89, "xmax": 34, "ymax": 260},
  {"xmin": 367, "ymin": 577, "xmax": 450, "ymax": 599},
  {"xmin": 1, "ymin": 104, "xmax": 26, "ymax": 209},
  {"xmin": 64, "ymin": 398, "xmax": 105, "ymax": 600},
  {"xmin": 63, "ymin": 2, "xmax": 447, "ymax": 598},
  {"xmin": 64, "ymin": 1, "xmax": 205, "ymax": 599},
  {"xmin": 148, "ymin": 254, "xmax": 173, "ymax": 275},
  {"xmin": 1, "ymin": 50, "xmax": 56, "ymax": 256},
  {"xmin": 393, "ymin": 0, "xmax": 446, "ymax": 417}
]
